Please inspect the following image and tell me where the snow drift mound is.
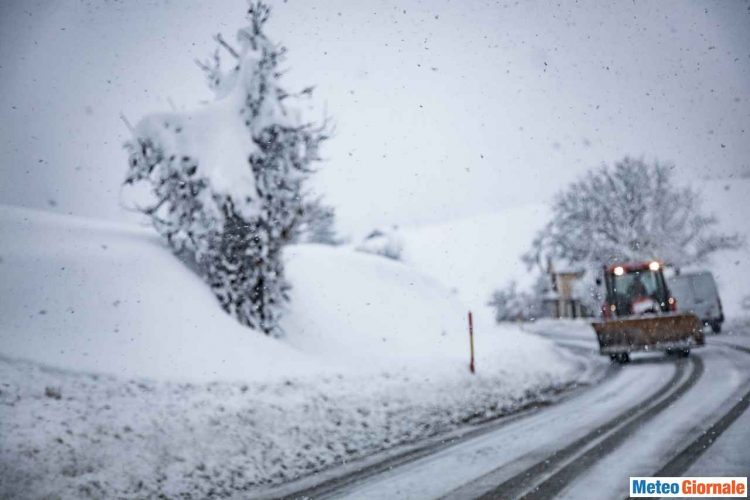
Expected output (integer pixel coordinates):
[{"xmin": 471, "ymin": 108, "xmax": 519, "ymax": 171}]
[
  {"xmin": 281, "ymin": 244, "xmax": 564, "ymax": 377},
  {"xmin": 282, "ymin": 245, "xmax": 466, "ymax": 367},
  {"xmin": 0, "ymin": 205, "xmax": 569, "ymax": 382}
]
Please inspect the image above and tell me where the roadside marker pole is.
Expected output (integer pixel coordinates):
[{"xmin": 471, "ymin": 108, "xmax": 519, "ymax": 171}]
[{"xmin": 468, "ymin": 311, "xmax": 475, "ymax": 374}]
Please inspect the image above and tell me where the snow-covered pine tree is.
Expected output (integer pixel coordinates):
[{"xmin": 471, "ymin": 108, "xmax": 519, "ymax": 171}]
[
  {"xmin": 356, "ymin": 227, "xmax": 403, "ymax": 260},
  {"xmin": 124, "ymin": 1, "xmax": 326, "ymax": 335}
]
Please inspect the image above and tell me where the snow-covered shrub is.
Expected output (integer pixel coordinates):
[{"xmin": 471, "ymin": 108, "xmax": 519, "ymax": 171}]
[
  {"xmin": 124, "ymin": 2, "xmax": 327, "ymax": 334},
  {"xmin": 356, "ymin": 227, "xmax": 403, "ymax": 260},
  {"xmin": 488, "ymin": 280, "xmax": 543, "ymax": 322},
  {"xmin": 741, "ymin": 294, "xmax": 750, "ymax": 312},
  {"xmin": 524, "ymin": 157, "xmax": 743, "ymax": 309},
  {"xmin": 295, "ymin": 196, "xmax": 341, "ymax": 245}
]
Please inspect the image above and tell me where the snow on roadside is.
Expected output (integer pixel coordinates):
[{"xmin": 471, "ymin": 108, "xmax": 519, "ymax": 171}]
[
  {"xmin": 0, "ymin": 205, "xmax": 584, "ymax": 497},
  {"xmin": 0, "ymin": 348, "xmax": 580, "ymax": 498}
]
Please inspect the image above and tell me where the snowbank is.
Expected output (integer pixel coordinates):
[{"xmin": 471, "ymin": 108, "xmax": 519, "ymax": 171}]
[
  {"xmin": 0, "ymin": 349, "xmax": 579, "ymax": 499},
  {"xmin": 0, "ymin": 204, "xmax": 569, "ymax": 382},
  {"xmin": 282, "ymin": 243, "xmax": 576, "ymax": 379}
]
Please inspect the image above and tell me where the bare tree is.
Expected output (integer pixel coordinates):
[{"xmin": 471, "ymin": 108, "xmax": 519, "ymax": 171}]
[
  {"xmin": 525, "ymin": 157, "xmax": 742, "ymax": 271},
  {"xmin": 488, "ymin": 275, "xmax": 548, "ymax": 322}
]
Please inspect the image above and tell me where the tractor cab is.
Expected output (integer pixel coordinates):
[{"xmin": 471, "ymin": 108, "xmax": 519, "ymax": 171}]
[{"xmin": 601, "ymin": 261, "xmax": 676, "ymax": 319}]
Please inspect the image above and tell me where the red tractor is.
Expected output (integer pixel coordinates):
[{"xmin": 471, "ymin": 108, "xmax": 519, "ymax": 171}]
[{"xmin": 592, "ymin": 260, "xmax": 704, "ymax": 363}]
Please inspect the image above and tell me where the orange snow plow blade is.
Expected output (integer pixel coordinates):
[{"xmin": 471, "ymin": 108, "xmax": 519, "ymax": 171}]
[{"xmin": 592, "ymin": 313, "xmax": 704, "ymax": 354}]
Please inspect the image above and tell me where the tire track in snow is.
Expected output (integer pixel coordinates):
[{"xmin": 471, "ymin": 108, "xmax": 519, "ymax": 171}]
[
  {"xmin": 273, "ymin": 386, "xmax": 603, "ymax": 500},
  {"xmin": 642, "ymin": 341, "xmax": 750, "ymax": 480},
  {"xmin": 707, "ymin": 338, "xmax": 750, "ymax": 355},
  {"xmin": 516, "ymin": 357, "xmax": 703, "ymax": 500},
  {"xmin": 269, "ymin": 353, "xmax": 614, "ymax": 500},
  {"xmin": 460, "ymin": 357, "xmax": 702, "ymax": 500},
  {"xmin": 651, "ymin": 390, "xmax": 749, "ymax": 477}
]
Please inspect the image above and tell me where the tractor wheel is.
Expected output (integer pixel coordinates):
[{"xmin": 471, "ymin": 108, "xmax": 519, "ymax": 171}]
[
  {"xmin": 610, "ymin": 353, "xmax": 630, "ymax": 364},
  {"xmin": 711, "ymin": 321, "xmax": 722, "ymax": 334}
]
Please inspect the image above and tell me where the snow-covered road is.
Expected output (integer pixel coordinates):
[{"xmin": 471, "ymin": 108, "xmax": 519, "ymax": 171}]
[{"xmin": 283, "ymin": 322, "xmax": 750, "ymax": 500}]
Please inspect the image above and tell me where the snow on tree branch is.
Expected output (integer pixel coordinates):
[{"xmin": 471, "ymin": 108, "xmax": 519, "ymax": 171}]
[
  {"xmin": 524, "ymin": 157, "xmax": 743, "ymax": 273},
  {"xmin": 123, "ymin": 1, "xmax": 329, "ymax": 335}
]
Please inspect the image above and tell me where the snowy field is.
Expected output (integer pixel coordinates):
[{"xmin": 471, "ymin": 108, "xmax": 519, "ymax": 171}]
[
  {"xmin": 399, "ymin": 203, "xmax": 550, "ymax": 309},
  {"xmin": 0, "ymin": 205, "xmax": 580, "ymax": 498}
]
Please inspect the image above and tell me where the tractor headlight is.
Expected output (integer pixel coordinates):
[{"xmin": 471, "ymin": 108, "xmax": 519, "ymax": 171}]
[
  {"xmin": 614, "ymin": 266, "xmax": 625, "ymax": 276},
  {"xmin": 649, "ymin": 261, "xmax": 660, "ymax": 271}
]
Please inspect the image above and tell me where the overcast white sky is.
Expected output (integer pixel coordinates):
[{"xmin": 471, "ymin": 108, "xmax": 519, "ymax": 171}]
[{"xmin": 1, "ymin": 0, "xmax": 748, "ymax": 235}]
